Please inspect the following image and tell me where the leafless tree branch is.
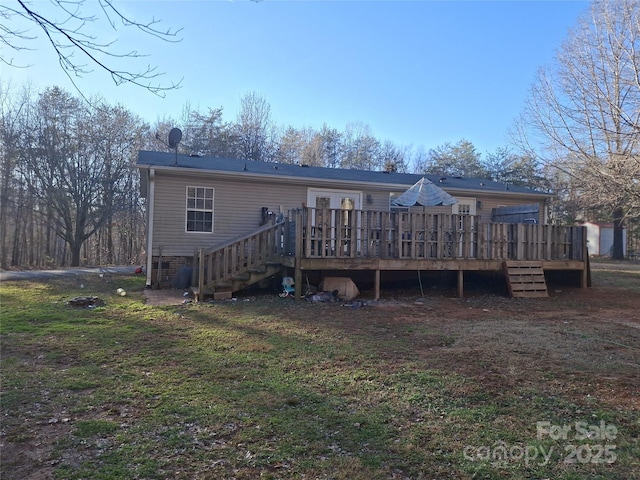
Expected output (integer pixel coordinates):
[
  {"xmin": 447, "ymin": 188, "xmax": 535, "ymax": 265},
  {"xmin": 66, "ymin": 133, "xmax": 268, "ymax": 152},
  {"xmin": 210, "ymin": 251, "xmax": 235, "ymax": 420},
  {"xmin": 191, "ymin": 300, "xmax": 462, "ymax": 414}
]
[{"xmin": 1, "ymin": 0, "xmax": 183, "ymax": 96}]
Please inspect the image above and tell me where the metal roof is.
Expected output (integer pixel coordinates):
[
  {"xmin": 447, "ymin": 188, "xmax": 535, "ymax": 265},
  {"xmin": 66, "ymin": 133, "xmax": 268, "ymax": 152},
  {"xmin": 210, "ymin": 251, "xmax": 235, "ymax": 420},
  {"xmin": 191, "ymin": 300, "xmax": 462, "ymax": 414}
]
[{"xmin": 136, "ymin": 150, "xmax": 549, "ymax": 196}]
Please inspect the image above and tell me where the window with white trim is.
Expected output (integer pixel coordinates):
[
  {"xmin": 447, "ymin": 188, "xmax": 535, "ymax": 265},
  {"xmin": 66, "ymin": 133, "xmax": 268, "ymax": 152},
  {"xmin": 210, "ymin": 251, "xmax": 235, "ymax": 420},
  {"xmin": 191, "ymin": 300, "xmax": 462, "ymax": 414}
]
[
  {"xmin": 186, "ymin": 186, "xmax": 214, "ymax": 232},
  {"xmin": 452, "ymin": 197, "xmax": 476, "ymax": 216}
]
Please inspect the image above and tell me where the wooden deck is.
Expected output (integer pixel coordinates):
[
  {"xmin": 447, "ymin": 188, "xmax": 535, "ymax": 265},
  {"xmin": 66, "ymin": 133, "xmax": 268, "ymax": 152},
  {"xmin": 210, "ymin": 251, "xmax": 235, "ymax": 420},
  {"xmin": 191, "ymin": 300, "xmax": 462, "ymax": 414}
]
[{"xmin": 193, "ymin": 208, "xmax": 588, "ymax": 300}]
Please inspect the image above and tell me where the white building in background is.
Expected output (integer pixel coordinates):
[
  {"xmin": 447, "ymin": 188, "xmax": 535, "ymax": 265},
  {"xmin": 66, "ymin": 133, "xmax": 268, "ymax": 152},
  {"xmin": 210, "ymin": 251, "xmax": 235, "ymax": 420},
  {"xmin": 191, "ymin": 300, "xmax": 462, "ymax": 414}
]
[{"xmin": 583, "ymin": 221, "xmax": 627, "ymax": 256}]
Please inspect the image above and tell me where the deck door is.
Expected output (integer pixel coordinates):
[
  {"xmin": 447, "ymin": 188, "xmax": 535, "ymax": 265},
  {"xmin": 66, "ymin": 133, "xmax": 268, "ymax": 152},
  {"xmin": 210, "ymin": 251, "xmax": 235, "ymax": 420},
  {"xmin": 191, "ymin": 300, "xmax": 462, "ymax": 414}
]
[
  {"xmin": 308, "ymin": 189, "xmax": 362, "ymax": 255},
  {"xmin": 453, "ymin": 198, "xmax": 476, "ymax": 257}
]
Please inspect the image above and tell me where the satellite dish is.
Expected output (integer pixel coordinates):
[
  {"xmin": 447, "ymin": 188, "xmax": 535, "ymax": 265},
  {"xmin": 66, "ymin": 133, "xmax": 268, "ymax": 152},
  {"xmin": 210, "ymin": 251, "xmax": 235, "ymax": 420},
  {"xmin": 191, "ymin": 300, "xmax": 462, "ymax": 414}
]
[{"xmin": 168, "ymin": 128, "xmax": 182, "ymax": 149}]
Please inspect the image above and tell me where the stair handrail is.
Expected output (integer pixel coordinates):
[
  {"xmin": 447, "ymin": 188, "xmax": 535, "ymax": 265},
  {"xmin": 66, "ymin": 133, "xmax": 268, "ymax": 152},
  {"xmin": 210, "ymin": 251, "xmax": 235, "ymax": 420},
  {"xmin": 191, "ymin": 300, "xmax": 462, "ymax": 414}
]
[
  {"xmin": 202, "ymin": 219, "xmax": 285, "ymax": 256},
  {"xmin": 196, "ymin": 219, "xmax": 286, "ymax": 295}
]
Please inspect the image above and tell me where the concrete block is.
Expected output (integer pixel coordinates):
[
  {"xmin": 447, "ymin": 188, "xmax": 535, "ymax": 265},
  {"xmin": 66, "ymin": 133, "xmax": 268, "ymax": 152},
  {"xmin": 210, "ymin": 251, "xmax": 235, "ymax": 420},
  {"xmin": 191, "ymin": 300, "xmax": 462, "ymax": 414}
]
[{"xmin": 214, "ymin": 290, "xmax": 233, "ymax": 300}]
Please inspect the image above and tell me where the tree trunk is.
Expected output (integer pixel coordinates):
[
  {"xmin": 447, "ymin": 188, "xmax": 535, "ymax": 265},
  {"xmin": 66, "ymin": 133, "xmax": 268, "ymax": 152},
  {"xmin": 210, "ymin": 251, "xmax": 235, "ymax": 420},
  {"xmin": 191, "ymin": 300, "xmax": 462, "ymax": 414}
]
[
  {"xmin": 70, "ymin": 241, "xmax": 82, "ymax": 267},
  {"xmin": 106, "ymin": 217, "xmax": 114, "ymax": 264},
  {"xmin": 612, "ymin": 207, "xmax": 625, "ymax": 260}
]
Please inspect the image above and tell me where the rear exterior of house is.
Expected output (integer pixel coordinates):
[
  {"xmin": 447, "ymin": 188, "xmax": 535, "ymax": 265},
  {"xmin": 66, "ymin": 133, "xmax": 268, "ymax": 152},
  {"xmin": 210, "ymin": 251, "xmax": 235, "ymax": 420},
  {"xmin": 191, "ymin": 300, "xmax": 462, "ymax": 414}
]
[
  {"xmin": 137, "ymin": 150, "xmax": 586, "ymax": 298},
  {"xmin": 137, "ymin": 151, "xmax": 588, "ymax": 299}
]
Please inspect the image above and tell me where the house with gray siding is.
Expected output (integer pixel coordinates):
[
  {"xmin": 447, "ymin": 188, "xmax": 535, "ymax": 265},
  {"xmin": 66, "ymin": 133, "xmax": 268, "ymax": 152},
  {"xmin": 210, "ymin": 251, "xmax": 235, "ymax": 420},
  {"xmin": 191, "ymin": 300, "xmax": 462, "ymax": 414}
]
[{"xmin": 136, "ymin": 150, "xmax": 586, "ymax": 299}]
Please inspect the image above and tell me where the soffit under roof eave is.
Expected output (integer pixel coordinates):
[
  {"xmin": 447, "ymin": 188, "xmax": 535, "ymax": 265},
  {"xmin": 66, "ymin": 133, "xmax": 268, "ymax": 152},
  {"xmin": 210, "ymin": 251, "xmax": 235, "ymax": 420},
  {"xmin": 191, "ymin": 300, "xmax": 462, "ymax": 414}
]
[{"xmin": 139, "ymin": 164, "xmax": 550, "ymax": 198}]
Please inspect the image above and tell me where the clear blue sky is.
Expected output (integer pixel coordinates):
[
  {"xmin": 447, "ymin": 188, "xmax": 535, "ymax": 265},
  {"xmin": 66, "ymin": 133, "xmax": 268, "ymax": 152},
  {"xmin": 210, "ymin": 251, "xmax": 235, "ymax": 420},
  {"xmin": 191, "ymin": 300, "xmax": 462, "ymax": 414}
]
[{"xmin": 5, "ymin": 0, "xmax": 590, "ymax": 156}]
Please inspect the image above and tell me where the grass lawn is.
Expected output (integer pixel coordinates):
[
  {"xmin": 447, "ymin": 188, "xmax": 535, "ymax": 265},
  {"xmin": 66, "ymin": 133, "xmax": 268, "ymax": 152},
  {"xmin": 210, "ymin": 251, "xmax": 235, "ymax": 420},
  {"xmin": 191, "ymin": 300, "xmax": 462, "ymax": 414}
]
[{"xmin": 1, "ymin": 264, "xmax": 639, "ymax": 479}]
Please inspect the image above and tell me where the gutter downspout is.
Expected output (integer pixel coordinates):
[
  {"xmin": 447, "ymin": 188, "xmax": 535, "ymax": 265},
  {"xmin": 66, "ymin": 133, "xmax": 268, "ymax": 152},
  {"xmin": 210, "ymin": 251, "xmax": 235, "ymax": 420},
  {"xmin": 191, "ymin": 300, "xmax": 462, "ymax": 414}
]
[{"xmin": 145, "ymin": 168, "xmax": 156, "ymax": 287}]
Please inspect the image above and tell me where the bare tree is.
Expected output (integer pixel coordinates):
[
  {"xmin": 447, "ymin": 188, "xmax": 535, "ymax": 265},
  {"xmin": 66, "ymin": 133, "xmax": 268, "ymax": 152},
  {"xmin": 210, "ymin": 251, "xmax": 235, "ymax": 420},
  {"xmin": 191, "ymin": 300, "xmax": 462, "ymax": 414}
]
[
  {"xmin": 89, "ymin": 104, "xmax": 147, "ymax": 264},
  {"xmin": 517, "ymin": 0, "xmax": 640, "ymax": 258},
  {"xmin": 300, "ymin": 128, "xmax": 327, "ymax": 167},
  {"xmin": 0, "ymin": 82, "xmax": 29, "ymax": 268},
  {"xmin": 407, "ymin": 145, "xmax": 430, "ymax": 174},
  {"xmin": 341, "ymin": 122, "xmax": 381, "ymax": 170},
  {"xmin": 235, "ymin": 92, "xmax": 277, "ymax": 162},
  {"xmin": 18, "ymin": 87, "xmax": 145, "ymax": 266},
  {"xmin": 317, "ymin": 124, "xmax": 343, "ymax": 169},
  {"xmin": 379, "ymin": 140, "xmax": 408, "ymax": 173},
  {"xmin": 183, "ymin": 107, "xmax": 239, "ymax": 158},
  {"xmin": 275, "ymin": 126, "xmax": 308, "ymax": 165},
  {"xmin": 1, "ymin": 0, "xmax": 182, "ymax": 95}
]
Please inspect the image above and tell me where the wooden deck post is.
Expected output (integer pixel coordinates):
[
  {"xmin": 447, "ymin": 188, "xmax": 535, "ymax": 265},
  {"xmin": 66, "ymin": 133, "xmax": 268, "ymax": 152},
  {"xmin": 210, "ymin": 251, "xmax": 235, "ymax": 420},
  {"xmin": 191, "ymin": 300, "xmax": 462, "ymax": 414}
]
[
  {"xmin": 397, "ymin": 213, "xmax": 403, "ymax": 258},
  {"xmin": 374, "ymin": 269, "xmax": 380, "ymax": 301},
  {"xmin": 295, "ymin": 210, "xmax": 303, "ymax": 299},
  {"xmin": 197, "ymin": 248, "xmax": 204, "ymax": 303},
  {"xmin": 457, "ymin": 269, "xmax": 464, "ymax": 298},
  {"xmin": 516, "ymin": 224, "xmax": 525, "ymax": 260},
  {"xmin": 155, "ymin": 245, "xmax": 163, "ymax": 289},
  {"xmin": 581, "ymin": 226, "xmax": 589, "ymax": 288}
]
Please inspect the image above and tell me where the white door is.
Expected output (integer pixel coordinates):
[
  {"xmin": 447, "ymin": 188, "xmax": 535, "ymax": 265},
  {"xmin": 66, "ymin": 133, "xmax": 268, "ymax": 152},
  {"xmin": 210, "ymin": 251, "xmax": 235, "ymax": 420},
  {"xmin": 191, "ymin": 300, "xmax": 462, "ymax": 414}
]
[
  {"xmin": 308, "ymin": 189, "xmax": 362, "ymax": 211},
  {"xmin": 308, "ymin": 189, "xmax": 362, "ymax": 254},
  {"xmin": 452, "ymin": 198, "xmax": 476, "ymax": 257}
]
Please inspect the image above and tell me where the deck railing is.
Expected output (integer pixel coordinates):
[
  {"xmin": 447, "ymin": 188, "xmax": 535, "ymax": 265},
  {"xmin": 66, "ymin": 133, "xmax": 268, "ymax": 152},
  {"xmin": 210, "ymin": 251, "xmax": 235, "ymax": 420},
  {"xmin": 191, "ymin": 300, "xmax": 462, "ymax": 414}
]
[
  {"xmin": 194, "ymin": 220, "xmax": 287, "ymax": 291},
  {"xmin": 296, "ymin": 208, "xmax": 585, "ymax": 261},
  {"xmin": 193, "ymin": 208, "xmax": 586, "ymax": 294}
]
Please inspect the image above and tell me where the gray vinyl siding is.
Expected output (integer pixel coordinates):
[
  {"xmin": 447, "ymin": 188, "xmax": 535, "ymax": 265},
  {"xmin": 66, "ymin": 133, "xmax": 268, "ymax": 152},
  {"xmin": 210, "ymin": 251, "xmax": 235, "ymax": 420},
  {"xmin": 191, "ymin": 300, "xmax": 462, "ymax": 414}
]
[
  {"xmin": 152, "ymin": 175, "xmax": 208, "ymax": 257},
  {"xmin": 365, "ymin": 189, "xmax": 545, "ymax": 224},
  {"xmin": 152, "ymin": 173, "xmax": 311, "ymax": 256},
  {"xmin": 150, "ymin": 170, "xmax": 548, "ymax": 257}
]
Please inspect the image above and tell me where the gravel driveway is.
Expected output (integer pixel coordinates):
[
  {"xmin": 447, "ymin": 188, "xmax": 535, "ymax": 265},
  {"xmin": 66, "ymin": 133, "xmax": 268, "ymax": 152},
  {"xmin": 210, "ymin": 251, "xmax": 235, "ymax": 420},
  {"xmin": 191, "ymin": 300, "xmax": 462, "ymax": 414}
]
[{"xmin": 0, "ymin": 266, "xmax": 137, "ymax": 282}]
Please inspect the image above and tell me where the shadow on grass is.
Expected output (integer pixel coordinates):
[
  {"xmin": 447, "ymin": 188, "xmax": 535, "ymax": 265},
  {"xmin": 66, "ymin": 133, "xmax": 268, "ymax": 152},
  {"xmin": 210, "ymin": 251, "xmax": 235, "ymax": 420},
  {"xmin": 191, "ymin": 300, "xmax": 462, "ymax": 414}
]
[{"xmin": 1, "ymin": 274, "xmax": 639, "ymax": 479}]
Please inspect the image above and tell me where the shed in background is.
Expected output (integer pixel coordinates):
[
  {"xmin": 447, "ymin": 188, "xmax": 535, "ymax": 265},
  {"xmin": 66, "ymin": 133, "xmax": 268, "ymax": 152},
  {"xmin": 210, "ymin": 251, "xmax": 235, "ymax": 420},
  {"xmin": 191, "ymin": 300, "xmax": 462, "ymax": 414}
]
[{"xmin": 583, "ymin": 221, "xmax": 627, "ymax": 257}]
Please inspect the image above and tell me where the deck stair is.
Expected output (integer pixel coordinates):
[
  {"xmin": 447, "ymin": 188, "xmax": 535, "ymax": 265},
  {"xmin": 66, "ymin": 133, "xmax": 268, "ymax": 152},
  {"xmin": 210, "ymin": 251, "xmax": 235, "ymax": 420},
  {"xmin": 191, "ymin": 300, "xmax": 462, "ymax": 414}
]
[
  {"xmin": 192, "ymin": 221, "xmax": 287, "ymax": 302},
  {"xmin": 231, "ymin": 262, "xmax": 284, "ymax": 291},
  {"xmin": 503, "ymin": 261, "xmax": 548, "ymax": 298}
]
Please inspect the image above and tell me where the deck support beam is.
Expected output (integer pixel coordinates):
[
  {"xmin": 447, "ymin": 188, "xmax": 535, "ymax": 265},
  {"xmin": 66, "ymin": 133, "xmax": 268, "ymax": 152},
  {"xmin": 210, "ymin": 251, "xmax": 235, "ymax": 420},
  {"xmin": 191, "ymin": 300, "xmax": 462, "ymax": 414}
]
[
  {"xmin": 457, "ymin": 270, "xmax": 464, "ymax": 298},
  {"xmin": 582, "ymin": 240, "xmax": 590, "ymax": 288},
  {"xmin": 295, "ymin": 266, "xmax": 303, "ymax": 300},
  {"xmin": 295, "ymin": 213, "xmax": 304, "ymax": 300},
  {"xmin": 374, "ymin": 269, "xmax": 380, "ymax": 300}
]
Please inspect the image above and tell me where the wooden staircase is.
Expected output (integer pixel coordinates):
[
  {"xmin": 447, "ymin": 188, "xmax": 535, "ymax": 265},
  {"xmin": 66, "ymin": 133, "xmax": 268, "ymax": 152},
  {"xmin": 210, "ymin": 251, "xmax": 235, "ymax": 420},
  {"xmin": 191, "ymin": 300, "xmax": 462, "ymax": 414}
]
[
  {"xmin": 503, "ymin": 261, "xmax": 548, "ymax": 298},
  {"xmin": 192, "ymin": 221, "xmax": 288, "ymax": 302}
]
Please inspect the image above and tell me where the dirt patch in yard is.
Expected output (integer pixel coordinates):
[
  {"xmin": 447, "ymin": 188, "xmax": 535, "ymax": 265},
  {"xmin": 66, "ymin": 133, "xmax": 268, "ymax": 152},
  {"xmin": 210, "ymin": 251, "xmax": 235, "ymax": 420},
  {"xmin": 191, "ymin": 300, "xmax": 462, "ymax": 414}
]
[{"xmin": 319, "ymin": 285, "xmax": 640, "ymax": 403}]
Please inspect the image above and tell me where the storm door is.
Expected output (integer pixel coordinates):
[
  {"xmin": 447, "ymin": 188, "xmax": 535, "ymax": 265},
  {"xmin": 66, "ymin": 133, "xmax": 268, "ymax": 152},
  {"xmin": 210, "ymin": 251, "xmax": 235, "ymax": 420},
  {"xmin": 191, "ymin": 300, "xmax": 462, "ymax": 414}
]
[
  {"xmin": 453, "ymin": 198, "xmax": 476, "ymax": 258},
  {"xmin": 308, "ymin": 189, "xmax": 362, "ymax": 256}
]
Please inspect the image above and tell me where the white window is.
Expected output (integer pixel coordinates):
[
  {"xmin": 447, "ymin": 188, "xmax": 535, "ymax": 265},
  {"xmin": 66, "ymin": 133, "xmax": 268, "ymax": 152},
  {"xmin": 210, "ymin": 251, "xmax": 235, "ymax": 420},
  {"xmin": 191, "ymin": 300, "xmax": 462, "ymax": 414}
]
[
  {"xmin": 307, "ymin": 189, "xmax": 362, "ymax": 229},
  {"xmin": 186, "ymin": 186, "xmax": 214, "ymax": 233},
  {"xmin": 307, "ymin": 189, "xmax": 362, "ymax": 211},
  {"xmin": 452, "ymin": 197, "xmax": 476, "ymax": 216}
]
